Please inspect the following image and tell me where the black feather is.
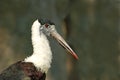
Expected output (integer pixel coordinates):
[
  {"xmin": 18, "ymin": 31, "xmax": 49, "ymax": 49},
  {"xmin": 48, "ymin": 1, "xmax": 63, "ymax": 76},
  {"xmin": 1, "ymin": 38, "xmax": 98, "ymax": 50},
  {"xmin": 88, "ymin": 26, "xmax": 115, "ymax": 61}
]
[
  {"xmin": 38, "ymin": 19, "xmax": 54, "ymax": 25},
  {"xmin": 0, "ymin": 61, "xmax": 46, "ymax": 80}
]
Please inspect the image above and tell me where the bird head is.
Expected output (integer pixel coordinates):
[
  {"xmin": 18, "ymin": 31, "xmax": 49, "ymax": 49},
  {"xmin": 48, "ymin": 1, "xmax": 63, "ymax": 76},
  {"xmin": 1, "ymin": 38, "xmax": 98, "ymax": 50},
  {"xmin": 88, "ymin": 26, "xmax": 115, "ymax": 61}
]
[
  {"xmin": 38, "ymin": 19, "xmax": 79, "ymax": 60},
  {"xmin": 39, "ymin": 19, "xmax": 55, "ymax": 36}
]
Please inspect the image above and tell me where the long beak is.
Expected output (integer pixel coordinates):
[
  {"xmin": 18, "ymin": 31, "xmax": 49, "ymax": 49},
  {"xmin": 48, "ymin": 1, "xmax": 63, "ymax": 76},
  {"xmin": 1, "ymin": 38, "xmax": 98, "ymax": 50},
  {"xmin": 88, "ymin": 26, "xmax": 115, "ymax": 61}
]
[{"xmin": 51, "ymin": 30, "xmax": 79, "ymax": 60}]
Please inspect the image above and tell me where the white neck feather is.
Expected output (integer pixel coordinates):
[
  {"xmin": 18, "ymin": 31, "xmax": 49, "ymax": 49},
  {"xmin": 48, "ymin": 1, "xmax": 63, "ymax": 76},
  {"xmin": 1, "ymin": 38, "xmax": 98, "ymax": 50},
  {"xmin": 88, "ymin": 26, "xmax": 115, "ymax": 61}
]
[{"xmin": 24, "ymin": 20, "xmax": 52, "ymax": 73}]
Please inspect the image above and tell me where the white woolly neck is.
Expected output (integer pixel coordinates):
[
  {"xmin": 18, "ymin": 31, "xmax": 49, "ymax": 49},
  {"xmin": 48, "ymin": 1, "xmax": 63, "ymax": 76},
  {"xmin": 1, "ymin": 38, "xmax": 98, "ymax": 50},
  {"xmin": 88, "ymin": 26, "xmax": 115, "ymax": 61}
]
[{"xmin": 24, "ymin": 20, "xmax": 52, "ymax": 73}]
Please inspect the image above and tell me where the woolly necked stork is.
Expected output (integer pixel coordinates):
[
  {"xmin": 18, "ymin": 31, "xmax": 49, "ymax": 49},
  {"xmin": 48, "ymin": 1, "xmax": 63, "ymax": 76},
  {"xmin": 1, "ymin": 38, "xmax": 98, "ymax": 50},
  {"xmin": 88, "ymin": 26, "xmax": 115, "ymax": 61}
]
[{"xmin": 0, "ymin": 19, "xmax": 78, "ymax": 80}]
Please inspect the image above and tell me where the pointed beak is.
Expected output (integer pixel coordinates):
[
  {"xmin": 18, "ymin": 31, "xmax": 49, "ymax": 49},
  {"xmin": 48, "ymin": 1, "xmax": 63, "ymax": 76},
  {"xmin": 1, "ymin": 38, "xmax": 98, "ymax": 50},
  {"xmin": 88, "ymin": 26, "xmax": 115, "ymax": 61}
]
[{"xmin": 50, "ymin": 31, "xmax": 79, "ymax": 60}]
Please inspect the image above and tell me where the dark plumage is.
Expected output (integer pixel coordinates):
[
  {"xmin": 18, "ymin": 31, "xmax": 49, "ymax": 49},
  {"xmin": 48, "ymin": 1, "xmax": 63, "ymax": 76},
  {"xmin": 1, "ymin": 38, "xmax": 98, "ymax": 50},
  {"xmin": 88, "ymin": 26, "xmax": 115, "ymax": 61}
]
[
  {"xmin": 0, "ymin": 61, "xmax": 46, "ymax": 80},
  {"xmin": 38, "ymin": 19, "xmax": 54, "ymax": 25}
]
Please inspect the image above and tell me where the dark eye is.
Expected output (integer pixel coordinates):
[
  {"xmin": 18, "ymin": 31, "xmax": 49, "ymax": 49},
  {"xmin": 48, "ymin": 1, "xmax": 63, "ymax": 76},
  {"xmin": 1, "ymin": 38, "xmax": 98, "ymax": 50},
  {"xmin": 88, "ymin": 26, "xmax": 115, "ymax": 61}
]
[{"xmin": 45, "ymin": 24, "xmax": 49, "ymax": 28}]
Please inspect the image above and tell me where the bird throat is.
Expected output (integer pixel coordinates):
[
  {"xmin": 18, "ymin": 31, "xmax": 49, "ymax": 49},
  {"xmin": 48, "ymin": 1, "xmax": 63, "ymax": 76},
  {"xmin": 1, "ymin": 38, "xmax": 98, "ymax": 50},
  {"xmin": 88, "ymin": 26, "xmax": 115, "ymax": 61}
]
[{"xmin": 24, "ymin": 20, "xmax": 52, "ymax": 73}]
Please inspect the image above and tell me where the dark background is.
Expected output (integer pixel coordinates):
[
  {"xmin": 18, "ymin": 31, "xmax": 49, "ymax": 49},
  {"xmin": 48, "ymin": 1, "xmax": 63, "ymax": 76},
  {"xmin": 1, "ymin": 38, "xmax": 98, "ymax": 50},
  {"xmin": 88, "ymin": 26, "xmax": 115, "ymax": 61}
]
[{"xmin": 0, "ymin": 0, "xmax": 119, "ymax": 80}]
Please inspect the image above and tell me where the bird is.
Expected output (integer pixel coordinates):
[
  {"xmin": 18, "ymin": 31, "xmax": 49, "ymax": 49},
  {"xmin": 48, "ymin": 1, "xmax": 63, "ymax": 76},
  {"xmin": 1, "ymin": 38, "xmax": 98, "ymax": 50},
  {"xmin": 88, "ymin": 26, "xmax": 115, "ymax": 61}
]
[{"xmin": 0, "ymin": 19, "xmax": 78, "ymax": 80}]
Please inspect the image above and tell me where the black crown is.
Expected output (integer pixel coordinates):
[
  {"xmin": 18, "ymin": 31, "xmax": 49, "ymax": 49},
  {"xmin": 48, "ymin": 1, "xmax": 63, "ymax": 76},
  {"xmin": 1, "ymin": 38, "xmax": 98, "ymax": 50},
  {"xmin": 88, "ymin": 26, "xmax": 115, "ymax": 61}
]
[{"xmin": 38, "ymin": 18, "xmax": 55, "ymax": 25}]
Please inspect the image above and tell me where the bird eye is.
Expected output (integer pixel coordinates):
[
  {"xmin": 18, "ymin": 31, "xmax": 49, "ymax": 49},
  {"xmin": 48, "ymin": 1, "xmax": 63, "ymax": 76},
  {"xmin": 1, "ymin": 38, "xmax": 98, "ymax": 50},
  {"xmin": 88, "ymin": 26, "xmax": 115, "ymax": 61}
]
[{"xmin": 45, "ymin": 24, "xmax": 49, "ymax": 28}]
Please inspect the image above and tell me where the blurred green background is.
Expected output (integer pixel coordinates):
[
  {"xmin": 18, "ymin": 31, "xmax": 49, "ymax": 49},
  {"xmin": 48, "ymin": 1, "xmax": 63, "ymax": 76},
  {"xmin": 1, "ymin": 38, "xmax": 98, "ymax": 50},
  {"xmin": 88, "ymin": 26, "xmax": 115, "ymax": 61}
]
[{"xmin": 0, "ymin": 0, "xmax": 119, "ymax": 80}]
